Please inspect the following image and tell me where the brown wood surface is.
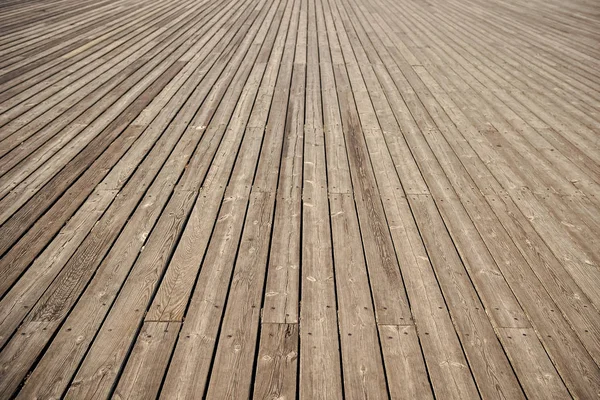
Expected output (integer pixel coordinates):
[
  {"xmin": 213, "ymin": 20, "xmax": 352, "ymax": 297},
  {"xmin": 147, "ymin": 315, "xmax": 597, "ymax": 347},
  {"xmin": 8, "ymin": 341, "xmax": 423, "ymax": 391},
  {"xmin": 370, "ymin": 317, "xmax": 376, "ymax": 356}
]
[{"xmin": 1, "ymin": 0, "xmax": 599, "ymax": 397}]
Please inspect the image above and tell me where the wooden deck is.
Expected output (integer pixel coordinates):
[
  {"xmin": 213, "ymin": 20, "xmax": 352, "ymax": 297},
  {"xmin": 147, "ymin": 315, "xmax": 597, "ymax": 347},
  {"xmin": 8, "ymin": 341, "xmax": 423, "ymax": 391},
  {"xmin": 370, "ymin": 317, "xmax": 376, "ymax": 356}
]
[{"xmin": 0, "ymin": 0, "xmax": 599, "ymax": 397}]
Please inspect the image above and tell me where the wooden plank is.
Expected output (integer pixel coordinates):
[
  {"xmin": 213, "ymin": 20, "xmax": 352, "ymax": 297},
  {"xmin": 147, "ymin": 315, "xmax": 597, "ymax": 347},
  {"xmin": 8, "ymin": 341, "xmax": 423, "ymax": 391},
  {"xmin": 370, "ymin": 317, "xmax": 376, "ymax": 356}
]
[
  {"xmin": 0, "ymin": 0, "xmax": 235, "ymax": 294},
  {"xmin": 314, "ymin": 0, "xmax": 351, "ymax": 195},
  {"xmin": 485, "ymin": 191, "xmax": 600, "ymax": 364},
  {"xmin": 378, "ymin": 325, "xmax": 432, "ymax": 400},
  {"xmin": 496, "ymin": 328, "xmax": 572, "ymax": 399},
  {"xmin": 401, "ymin": 56, "xmax": 600, "ymax": 355},
  {"xmin": 329, "ymin": 193, "xmax": 388, "ymax": 399},
  {"xmin": 323, "ymin": 2, "xmax": 511, "ymax": 396},
  {"xmin": 357, "ymin": 17, "xmax": 530, "ymax": 330},
  {"xmin": 0, "ymin": 0, "xmax": 187, "ymax": 109},
  {"xmin": 0, "ymin": 0, "xmax": 238, "ymax": 327},
  {"xmin": 253, "ymin": 323, "xmax": 299, "ymax": 400},
  {"xmin": 261, "ymin": 0, "xmax": 306, "ymax": 324},
  {"xmin": 0, "ymin": 189, "xmax": 116, "ymax": 342},
  {"xmin": 337, "ymin": 2, "xmax": 563, "ymax": 399},
  {"xmin": 204, "ymin": 191, "xmax": 276, "ymax": 398},
  {"xmin": 113, "ymin": 322, "xmax": 181, "ymax": 400},
  {"xmin": 297, "ymin": 0, "xmax": 343, "ymax": 397},
  {"xmin": 0, "ymin": 0, "xmax": 188, "ymax": 127},
  {"xmin": 0, "ymin": 0, "xmax": 204, "ymax": 173}
]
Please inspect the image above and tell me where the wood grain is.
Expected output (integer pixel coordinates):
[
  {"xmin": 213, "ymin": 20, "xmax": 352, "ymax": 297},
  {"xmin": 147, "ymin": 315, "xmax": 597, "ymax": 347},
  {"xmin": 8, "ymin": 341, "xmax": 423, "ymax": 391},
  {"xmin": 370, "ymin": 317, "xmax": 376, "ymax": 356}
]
[{"xmin": 1, "ymin": 0, "xmax": 599, "ymax": 397}]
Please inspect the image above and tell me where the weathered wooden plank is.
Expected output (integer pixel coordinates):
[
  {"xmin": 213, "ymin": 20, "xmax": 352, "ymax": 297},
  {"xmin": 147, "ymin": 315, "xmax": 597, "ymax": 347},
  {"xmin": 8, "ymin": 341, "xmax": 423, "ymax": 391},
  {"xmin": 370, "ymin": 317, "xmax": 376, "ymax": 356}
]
[
  {"xmin": 113, "ymin": 322, "xmax": 181, "ymax": 400},
  {"xmin": 204, "ymin": 191, "xmax": 276, "ymax": 398},
  {"xmin": 378, "ymin": 325, "xmax": 432, "ymax": 400},
  {"xmin": 253, "ymin": 323, "xmax": 299, "ymax": 399},
  {"xmin": 261, "ymin": 0, "xmax": 306, "ymax": 324},
  {"xmin": 297, "ymin": 0, "xmax": 343, "ymax": 397},
  {"xmin": 496, "ymin": 328, "xmax": 572, "ymax": 399},
  {"xmin": 329, "ymin": 194, "xmax": 388, "ymax": 399}
]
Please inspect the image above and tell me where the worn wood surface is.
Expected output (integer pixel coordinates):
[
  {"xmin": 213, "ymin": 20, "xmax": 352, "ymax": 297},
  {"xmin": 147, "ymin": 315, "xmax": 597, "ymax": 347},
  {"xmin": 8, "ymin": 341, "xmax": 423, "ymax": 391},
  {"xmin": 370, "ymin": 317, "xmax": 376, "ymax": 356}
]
[{"xmin": 0, "ymin": 0, "xmax": 599, "ymax": 397}]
